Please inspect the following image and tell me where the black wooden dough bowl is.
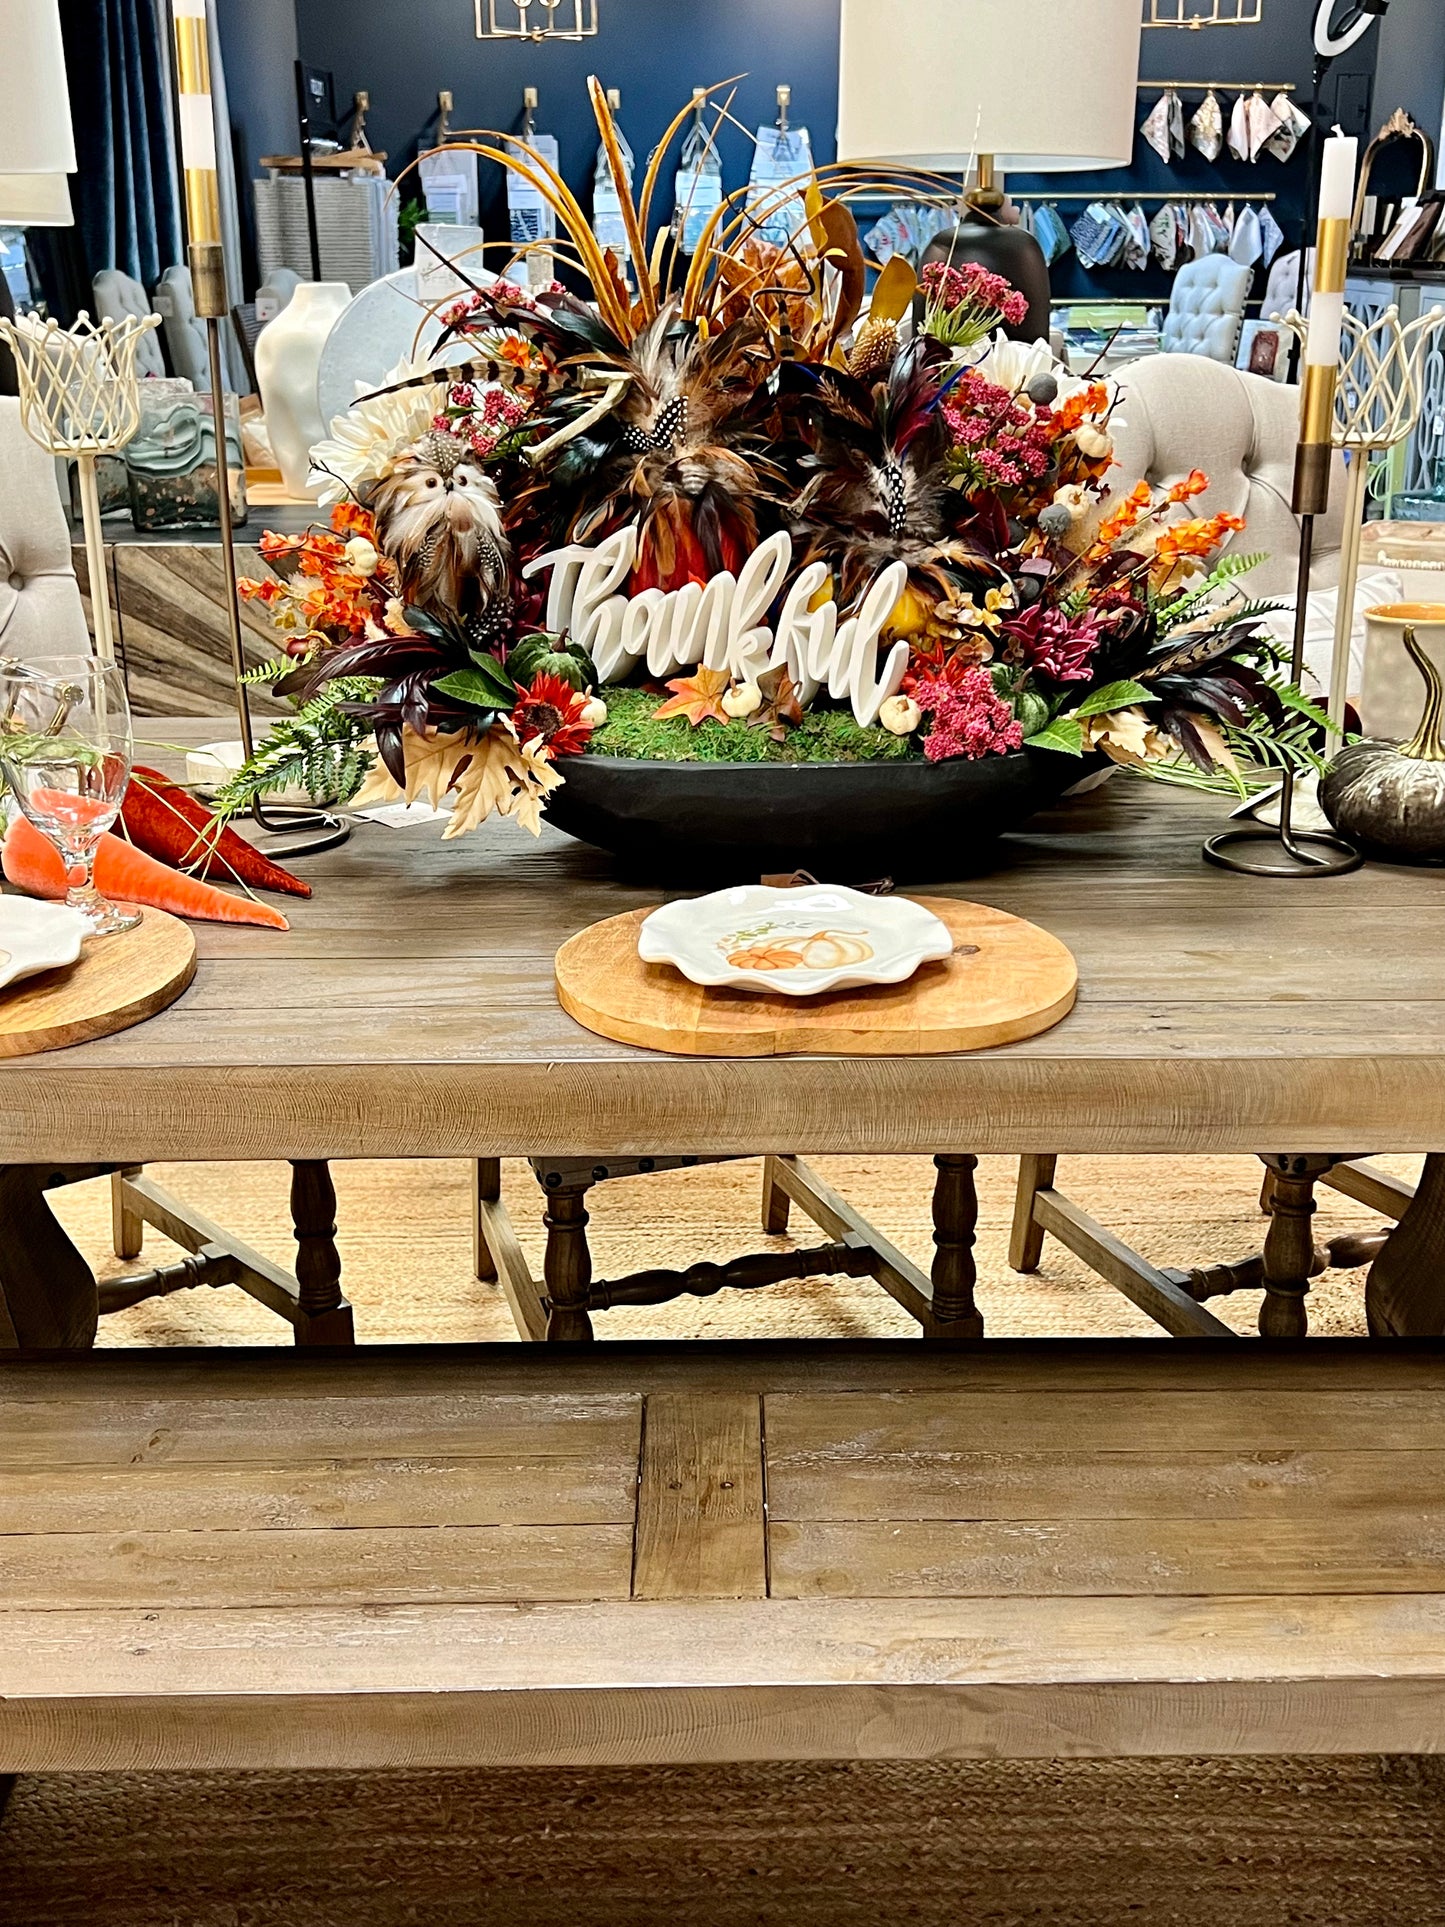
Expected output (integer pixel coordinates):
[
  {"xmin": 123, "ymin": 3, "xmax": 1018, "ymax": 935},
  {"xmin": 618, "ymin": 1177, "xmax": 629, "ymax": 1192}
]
[{"xmin": 543, "ymin": 749, "xmax": 1105, "ymax": 880}]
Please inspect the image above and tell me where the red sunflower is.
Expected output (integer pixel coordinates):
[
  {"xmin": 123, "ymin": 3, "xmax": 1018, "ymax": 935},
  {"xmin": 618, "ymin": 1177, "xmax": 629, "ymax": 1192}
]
[{"xmin": 510, "ymin": 672, "xmax": 595, "ymax": 757}]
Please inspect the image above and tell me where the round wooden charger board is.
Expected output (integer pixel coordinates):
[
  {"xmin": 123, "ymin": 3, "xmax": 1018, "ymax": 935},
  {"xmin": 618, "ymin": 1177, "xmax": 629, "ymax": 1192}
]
[
  {"xmin": 556, "ymin": 897, "xmax": 1077, "ymax": 1058},
  {"xmin": 0, "ymin": 905, "xmax": 197, "ymax": 1058}
]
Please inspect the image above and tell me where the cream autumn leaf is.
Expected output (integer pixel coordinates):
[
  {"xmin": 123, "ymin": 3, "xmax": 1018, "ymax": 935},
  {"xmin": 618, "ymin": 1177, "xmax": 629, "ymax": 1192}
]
[
  {"xmin": 351, "ymin": 720, "xmax": 563, "ymax": 838},
  {"xmin": 444, "ymin": 719, "xmax": 563, "ymax": 840},
  {"xmin": 351, "ymin": 727, "xmax": 476, "ymax": 810},
  {"xmin": 1080, "ymin": 706, "xmax": 1171, "ymax": 769}
]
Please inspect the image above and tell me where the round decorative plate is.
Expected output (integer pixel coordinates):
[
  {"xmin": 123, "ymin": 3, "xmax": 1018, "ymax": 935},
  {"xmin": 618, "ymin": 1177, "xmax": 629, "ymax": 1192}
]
[
  {"xmin": 638, "ymin": 885, "xmax": 954, "ymax": 996},
  {"xmin": 0, "ymin": 897, "xmax": 87, "ymax": 993}
]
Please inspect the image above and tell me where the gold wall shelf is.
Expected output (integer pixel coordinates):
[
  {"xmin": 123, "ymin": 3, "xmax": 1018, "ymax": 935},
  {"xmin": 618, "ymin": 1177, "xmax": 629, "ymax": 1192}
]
[{"xmin": 1144, "ymin": 0, "xmax": 1264, "ymax": 26}]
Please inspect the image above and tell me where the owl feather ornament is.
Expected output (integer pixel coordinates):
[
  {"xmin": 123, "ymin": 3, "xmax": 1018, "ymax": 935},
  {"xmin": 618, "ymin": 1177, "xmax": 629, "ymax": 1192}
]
[{"xmin": 366, "ymin": 429, "xmax": 513, "ymax": 641}]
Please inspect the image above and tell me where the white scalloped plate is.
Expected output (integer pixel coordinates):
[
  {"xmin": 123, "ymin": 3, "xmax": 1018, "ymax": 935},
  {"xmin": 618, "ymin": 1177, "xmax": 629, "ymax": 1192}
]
[
  {"xmin": 638, "ymin": 885, "xmax": 954, "ymax": 997},
  {"xmin": 0, "ymin": 896, "xmax": 87, "ymax": 993}
]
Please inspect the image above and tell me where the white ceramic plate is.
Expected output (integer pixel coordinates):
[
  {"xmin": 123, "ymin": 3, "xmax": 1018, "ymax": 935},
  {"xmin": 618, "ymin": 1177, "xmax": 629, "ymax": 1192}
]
[
  {"xmin": 638, "ymin": 885, "xmax": 954, "ymax": 997},
  {"xmin": 0, "ymin": 896, "xmax": 87, "ymax": 993}
]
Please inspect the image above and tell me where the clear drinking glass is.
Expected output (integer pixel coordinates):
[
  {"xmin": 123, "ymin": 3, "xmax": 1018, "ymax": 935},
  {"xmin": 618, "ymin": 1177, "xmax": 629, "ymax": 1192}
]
[{"xmin": 0, "ymin": 655, "xmax": 140, "ymax": 936}]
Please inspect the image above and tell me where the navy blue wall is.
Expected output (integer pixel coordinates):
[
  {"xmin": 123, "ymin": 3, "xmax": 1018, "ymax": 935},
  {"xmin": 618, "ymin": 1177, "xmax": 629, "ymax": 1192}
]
[
  {"xmin": 221, "ymin": 0, "xmax": 301, "ymax": 176},
  {"xmin": 218, "ymin": 0, "xmax": 1417, "ymax": 304},
  {"xmin": 293, "ymin": 0, "xmax": 840, "ymax": 232},
  {"xmin": 1372, "ymin": 0, "xmax": 1445, "ymax": 168}
]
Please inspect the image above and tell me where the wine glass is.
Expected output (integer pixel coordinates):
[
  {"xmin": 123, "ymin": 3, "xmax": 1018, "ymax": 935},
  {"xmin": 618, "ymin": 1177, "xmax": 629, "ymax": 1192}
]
[{"xmin": 0, "ymin": 654, "xmax": 140, "ymax": 937}]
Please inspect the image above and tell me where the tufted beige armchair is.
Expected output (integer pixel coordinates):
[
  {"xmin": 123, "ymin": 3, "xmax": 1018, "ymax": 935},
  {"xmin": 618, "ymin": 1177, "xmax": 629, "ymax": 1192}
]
[
  {"xmin": 1159, "ymin": 254, "xmax": 1253, "ymax": 365},
  {"xmin": 0, "ymin": 397, "xmax": 90, "ymax": 659},
  {"xmin": 1104, "ymin": 353, "xmax": 1347, "ymax": 599}
]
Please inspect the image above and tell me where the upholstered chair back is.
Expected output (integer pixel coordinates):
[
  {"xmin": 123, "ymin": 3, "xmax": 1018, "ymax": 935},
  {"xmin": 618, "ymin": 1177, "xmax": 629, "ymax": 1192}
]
[
  {"xmin": 1160, "ymin": 256, "xmax": 1253, "ymax": 364},
  {"xmin": 152, "ymin": 265, "xmax": 211, "ymax": 388},
  {"xmin": 92, "ymin": 269, "xmax": 168, "ymax": 379},
  {"xmin": 0, "ymin": 398, "xmax": 92, "ymax": 659},
  {"xmin": 1106, "ymin": 354, "xmax": 1346, "ymax": 598}
]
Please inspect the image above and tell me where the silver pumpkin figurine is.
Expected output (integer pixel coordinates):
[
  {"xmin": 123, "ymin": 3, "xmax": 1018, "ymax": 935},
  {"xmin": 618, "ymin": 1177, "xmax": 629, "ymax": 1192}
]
[{"xmin": 1321, "ymin": 623, "xmax": 1445, "ymax": 864}]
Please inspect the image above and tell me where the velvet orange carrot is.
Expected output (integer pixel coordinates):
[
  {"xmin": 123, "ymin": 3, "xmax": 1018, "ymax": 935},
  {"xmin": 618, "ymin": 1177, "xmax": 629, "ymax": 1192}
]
[
  {"xmin": 124, "ymin": 767, "xmax": 311, "ymax": 898},
  {"xmin": 3, "ymin": 813, "xmax": 290, "ymax": 930}
]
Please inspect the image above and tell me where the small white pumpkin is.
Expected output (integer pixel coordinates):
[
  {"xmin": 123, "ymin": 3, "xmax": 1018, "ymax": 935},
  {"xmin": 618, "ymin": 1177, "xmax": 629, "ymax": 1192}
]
[
  {"xmin": 579, "ymin": 695, "xmax": 609, "ymax": 729},
  {"xmin": 343, "ymin": 535, "xmax": 381, "ymax": 576},
  {"xmin": 722, "ymin": 681, "xmax": 763, "ymax": 719},
  {"xmin": 1073, "ymin": 424, "xmax": 1113, "ymax": 461},
  {"xmin": 878, "ymin": 694, "xmax": 922, "ymax": 736}
]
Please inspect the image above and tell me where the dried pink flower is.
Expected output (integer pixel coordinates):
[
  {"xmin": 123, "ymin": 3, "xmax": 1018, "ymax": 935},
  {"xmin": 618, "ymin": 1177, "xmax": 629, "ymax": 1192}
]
[{"xmin": 914, "ymin": 669, "xmax": 1025, "ymax": 762}]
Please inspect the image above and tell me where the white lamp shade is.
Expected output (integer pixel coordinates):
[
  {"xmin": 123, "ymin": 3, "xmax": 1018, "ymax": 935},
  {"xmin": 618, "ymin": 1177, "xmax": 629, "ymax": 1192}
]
[
  {"xmin": 0, "ymin": 0, "xmax": 76, "ymax": 174},
  {"xmin": 0, "ymin": 171, "xmax": 73, "ymax": 227},
  {"xmin": 838, "ymin": 0, "xmax": 1144, "ymax": 172}
]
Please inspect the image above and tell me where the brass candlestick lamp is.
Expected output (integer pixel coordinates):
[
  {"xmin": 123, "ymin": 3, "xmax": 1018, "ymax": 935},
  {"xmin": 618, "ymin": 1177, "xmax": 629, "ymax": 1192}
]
[
  {"xmin": 169, "ymin": 0, "xmax": 347, "ymax": 858},
  {"xmin": 1205, "ymin": 135, "xmax": 1364, "ymax": 878}
]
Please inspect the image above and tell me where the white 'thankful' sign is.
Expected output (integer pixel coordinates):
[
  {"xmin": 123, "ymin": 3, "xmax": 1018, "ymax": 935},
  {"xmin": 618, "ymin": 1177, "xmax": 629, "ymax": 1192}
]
[{"xmin": 523, "ymin": 524, "xmax": 912, "ymax": 728}]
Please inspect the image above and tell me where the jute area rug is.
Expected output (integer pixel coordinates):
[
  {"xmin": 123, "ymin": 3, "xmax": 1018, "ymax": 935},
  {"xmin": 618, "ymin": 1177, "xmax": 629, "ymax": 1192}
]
[
  {"xmin": 5, "ymin": 1757, "xmax": 1445, "ymax": 1927},
  {"xmin": 5, "ymin": 1154, "xmax": 1432, "ymax": 1925}
]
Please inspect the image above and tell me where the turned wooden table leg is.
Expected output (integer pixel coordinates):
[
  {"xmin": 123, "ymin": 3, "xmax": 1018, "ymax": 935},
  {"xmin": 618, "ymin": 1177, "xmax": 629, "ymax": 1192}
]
[
  {"xmin": 0, "ymin": 1166, "xmax": 99, "ymax": 1351},
  {"xmin": 928, "ymin": 1153, "xmax": 984, "ymax": 1339},
  {"xmin": 1259, "ymin": 1154, "xmax": 1337, "ymax": 1340},
  {"xmin": 289, "ymin": 1160, "xmax": 354, "ymax": 1347},
  {"xmin": 1366, "ymin": 1153, "xmax": 1445, "ymax": 1338},
  {"xmin": 543, "ymin": 1179, "xmax": 595, "ymax": 1342}
]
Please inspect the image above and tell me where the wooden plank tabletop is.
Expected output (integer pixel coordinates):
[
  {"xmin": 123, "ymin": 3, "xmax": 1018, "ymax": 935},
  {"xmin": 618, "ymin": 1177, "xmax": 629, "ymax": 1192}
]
[
  {"xmin": 2, "ymin": 718, "xmax": 1443, "ymax": 1161},
  {"xmin": 4, "ymin": 1339, "xmax": 1445, "ymax": 1770}
]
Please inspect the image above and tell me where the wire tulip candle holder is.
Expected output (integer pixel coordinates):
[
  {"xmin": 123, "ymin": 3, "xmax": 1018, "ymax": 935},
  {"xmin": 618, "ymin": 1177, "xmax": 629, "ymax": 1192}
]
[
  {"xmin": 1283, "ymin": 301, "xmax": 1445, "ymax": 748},
  {"xmin": 0, "ymin": 311, "xmax": 161, "ymax": 667}
]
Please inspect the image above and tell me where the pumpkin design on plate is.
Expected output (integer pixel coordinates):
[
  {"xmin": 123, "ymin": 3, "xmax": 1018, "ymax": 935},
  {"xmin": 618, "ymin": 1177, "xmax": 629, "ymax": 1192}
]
[{"xmin": 724, "ymin": 929, "xmax": 875, "ymax": 971}]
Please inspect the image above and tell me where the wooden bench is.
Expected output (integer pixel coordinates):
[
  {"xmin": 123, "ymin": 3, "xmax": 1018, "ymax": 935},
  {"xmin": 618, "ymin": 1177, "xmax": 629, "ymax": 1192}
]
[{"xmin": 3, "ymin": 1340, "xmax": 1445, "ymax": 1776}]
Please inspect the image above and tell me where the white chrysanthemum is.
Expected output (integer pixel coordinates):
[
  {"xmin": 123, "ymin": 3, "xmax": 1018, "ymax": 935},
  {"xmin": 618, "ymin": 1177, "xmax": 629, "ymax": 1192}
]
[
  {"xmin": 307, "ymin": 360, "xmax": 447, "ymax": 506},
  {"xmin": 967, "ymin": 329, "xmax": 1090, "ymax": 404}
]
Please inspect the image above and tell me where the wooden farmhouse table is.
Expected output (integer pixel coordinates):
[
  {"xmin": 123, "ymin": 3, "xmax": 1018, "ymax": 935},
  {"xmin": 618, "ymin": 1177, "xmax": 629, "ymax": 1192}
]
[
  {"xmin": 6, "ymin": 724, "xmax": 1445, "ymax": 1782},
  {"xmin": 1, "ymin": 718, "xmax": 1444, "ymax": 1345}
]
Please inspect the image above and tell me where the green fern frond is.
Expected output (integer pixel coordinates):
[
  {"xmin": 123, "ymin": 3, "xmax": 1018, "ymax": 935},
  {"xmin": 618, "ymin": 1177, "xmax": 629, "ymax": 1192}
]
[{"xmin": 211, "ymin": 678, "xmax": 382, "ymax": 822}]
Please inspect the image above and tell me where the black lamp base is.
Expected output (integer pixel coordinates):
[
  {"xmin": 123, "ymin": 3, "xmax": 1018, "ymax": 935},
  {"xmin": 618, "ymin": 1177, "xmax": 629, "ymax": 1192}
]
[{"xmin": 919, "ymin": 220, "xmax": 1052, "ymax": 343}]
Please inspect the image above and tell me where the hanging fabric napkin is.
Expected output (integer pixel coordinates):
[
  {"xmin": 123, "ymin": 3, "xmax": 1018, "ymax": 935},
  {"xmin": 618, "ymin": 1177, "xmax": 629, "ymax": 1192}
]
[
  {"xmin": 1033, "ymin": 201, "xmax": 1071, "ymax": 264},
  {"xmin": 748, "ymin": 121, "xmax": 815, "ymax": 248},
  {"xmin": 1190, "ymin": 91, "xmax": 1224, "ymax": 163},
  {"xmin": 1229, "ymin": 203, "xmax": 1263, "ymax": 266},
  {"xmin": 1265, "ymin": 94, "xmax": 1310, "ymax": 163},
  {"xmin": 1227, "ymin": 95, "xmax": 1250, "ymax": 162},
  {"xmin": 1221, "ymin": 202, "xmax": 1237, "ymax": 241},
  {"xmin": 1140, "ymin": 92, "xmax": 1173, "ymax": 164},
  {"xmin": 1229, "ymin": 92, "xmax": 1282, "ymax": 163},
  {"xmin": 1169, "ymin": 90, "xmax": 1186, "ymax": 159},
  {"xmin": 1258, "ymin": 205, "xmax": 1286, "ymax": 268},
  {"xmin": 1206, "ymin": 202, "xmax": 1233, "ymax": 250},
  {"xmin": 1123, "ymin": 203, "xmax": 1152, "ymax": 271},
  {"xmin": 1150, "ymin": 202, "xmax": 1179, "ymax": 270},
  {"xmin": 1071, "ymin": 202, "xmax": 1128, "ymax": 270},
  {"xmin": 1189, "ymin": 203, "xmax": 1220, "ymax": 259}
]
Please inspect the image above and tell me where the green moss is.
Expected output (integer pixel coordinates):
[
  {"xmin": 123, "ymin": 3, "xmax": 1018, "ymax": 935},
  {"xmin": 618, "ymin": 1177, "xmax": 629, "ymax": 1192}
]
[{"xmin": 588, "ymin": 683, "xmax": 922, "ymax": 764}]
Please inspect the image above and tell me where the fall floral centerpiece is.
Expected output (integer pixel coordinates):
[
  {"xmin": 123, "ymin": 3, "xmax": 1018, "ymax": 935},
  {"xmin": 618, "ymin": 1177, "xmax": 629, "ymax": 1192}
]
[{"xmin": 219, "ymin": 82, "xmax": 1328, "ymax": 867}]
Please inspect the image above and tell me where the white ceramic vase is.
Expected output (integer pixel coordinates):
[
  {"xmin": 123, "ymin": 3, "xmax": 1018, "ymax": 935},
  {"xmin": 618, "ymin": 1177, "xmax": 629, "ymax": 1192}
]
[{"xmin": 254, "ymin": 280, "xmax": 352, "ymax": 499}]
